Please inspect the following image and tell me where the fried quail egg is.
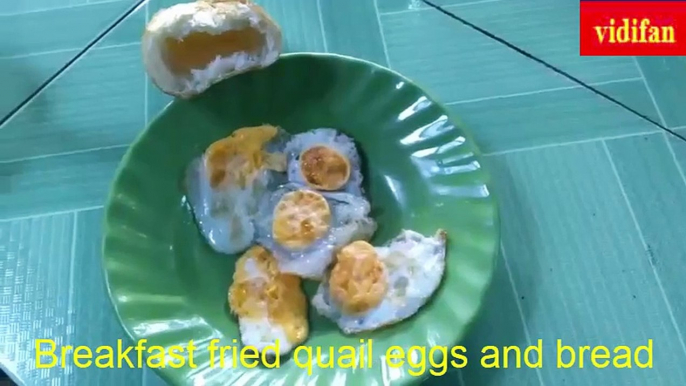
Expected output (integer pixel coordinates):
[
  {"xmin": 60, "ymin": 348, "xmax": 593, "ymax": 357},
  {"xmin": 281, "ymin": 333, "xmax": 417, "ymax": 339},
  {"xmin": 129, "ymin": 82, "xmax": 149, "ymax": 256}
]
[
  {"xmin": 228, "ymin": 246, "xmax": 308, "ymax": 354},
  {"xmin": 311, "ymin": 229, "xmax": 447, "ymax": 334},
  {"xmin": 185, "ymin": 125, "xmax": 289, "ymax": 255},
  {"xmin": 254, "ymin": 183, "xmax": 377, "ymax": 279},
  {"xmin": 285, "ymin": 128, "xmax": 364, "ymax": 196},
  {"xmin": 142, "ymin": 0, "xmax": 282, "ymax": 98}
]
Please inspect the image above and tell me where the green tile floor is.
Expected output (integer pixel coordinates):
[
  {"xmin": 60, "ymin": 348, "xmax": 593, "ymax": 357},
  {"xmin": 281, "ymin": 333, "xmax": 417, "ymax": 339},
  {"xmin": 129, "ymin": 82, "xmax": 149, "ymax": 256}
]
[{"xmin": 1, "ymin": 0, "xmax": 685, "ymax": 385}]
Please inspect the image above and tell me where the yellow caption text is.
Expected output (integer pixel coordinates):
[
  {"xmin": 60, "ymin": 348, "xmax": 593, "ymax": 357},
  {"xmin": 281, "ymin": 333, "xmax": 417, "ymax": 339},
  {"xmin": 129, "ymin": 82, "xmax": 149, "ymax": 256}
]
[{"xmin": 34, "ymin": 338, "xmax": 653, "ymax": 377}]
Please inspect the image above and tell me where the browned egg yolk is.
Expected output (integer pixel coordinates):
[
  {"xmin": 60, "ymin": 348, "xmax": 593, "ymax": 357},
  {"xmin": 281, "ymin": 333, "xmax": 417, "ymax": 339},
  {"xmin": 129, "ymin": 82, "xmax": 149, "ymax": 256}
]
[
  {"xmin": 228, "ymin": 246, "xmax": 309, "ymax": 344},
  {"xmin": 272, "ymin": 190, "xmax": 331, "ymax": 250},
  {"xmin": 163, "ymin": 28, "xmax": 265, "ymax": 75},
  {"xmin": 204, "ymin": 125, "xmax": 286, "ymax": 189},
  {"xmin": 299, "ymin": 145, "xmax": 351, "ymax": 191},
  {"xmin": 329, "ymin": 240, "xmax": 388, "ymax": 314}
]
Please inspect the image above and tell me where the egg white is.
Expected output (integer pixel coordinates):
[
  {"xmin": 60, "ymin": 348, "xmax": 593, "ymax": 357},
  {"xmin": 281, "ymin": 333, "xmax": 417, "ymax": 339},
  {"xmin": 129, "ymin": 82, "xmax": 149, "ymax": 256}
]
[
  {"xmin": 238, "ymin": 318, "xmax": 293, "ymax": 355},
  {"xmin": 233, "ymin": 258, "xmax": 294, "ymax": 355},
  {"xmin": 285, "ymin": 128, "xmax": 365, "ymax": 196},
  {"xmin": 184, "ymin": 131, "xmax": 289, "ymax": 255},
  {"xmin": 311, "ymin": 229, "xmax": 447, "ymax": 334},
  {"xmin": 142, "ymin": 0, "xmax": 282, "ymax": 97},
  {"xmin": 229, "ymin": 248, "xmax": 308, "ymax": 355},
  {"xmin": 254, "ymin": 183, "xmax": 377, "ymax": 279}
]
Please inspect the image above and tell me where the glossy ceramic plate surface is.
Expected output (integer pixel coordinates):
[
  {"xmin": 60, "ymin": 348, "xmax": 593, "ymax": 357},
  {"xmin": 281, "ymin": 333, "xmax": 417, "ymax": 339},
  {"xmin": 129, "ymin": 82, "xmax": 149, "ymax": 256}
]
[{"xmin": 102, "ymin": 53, "xmax": 499, "ymax": 386}]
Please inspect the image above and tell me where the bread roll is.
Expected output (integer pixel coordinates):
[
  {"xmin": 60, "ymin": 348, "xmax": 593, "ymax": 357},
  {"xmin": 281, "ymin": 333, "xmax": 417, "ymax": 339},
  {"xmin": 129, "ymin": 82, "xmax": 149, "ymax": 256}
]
[{"xmin": 142, "ymin": 0, "xmax": 282, "ymax": 98}]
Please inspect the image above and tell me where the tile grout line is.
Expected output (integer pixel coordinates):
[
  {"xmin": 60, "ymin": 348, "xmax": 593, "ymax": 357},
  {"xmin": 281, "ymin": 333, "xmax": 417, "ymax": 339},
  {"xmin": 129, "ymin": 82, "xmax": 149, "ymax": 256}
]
[
  {"xmin": 602, "ymin": 140, "xmax": 686, "ymax": 359},
  {"xmin": 0, "ymin": 143, "xmax": 130, "ymax": 164},
  {"xmin": 0, "ymin": 42, "xmax": 141, "ymax": 61},
  {"xmin": 0, "ymin": 0, "xmax": 147, "ymax": 129},
  {"xmin": 632, "ymin": 57, "xmax": 686, "ymax": 189},
  {"xmin": 379, "ymin": 0, "xmax": 502, "ymax": 16},
  {"xmin": 315, "ymin": 0, "xmax": 329, "ymax": 53},
  {"xmin": 664, "ymin": 134, "xmax": 686, "ymax": 188},
  {"xmin": 67, "ymin": 212, "xmax": 78, "ymax": 319},
  {"xmin": 377, "ymin": 5, "xmax": 422, "ymax": 16},
  {"xmin": 0, "ymin": 0, "xmax": 125, "ymax": 16},
  {"xmin": 373, "ymin": 0, "xmax": 393, "ymax": 69},
  {"xmin": 421, "ymin": 0, "xmax": 686, "ymax": 144},
  {"xmin": 500, "ymin": 244, "xmax": 546, "ymax": 386},
  {"xmin": 632, "ymin": 57, "xmax": 666, "ymax": 128},
  {"xmin": 142, "ymin": 367, "xmax": 150, "ymax": 386},
  {"xmin": 456, "ymin": 368, "xmax": 466, "ymax": 386},
  {"xmin": 144, "ymin": 0, "xmax": 150, "ymax": 126},
  {"xmin": 483, "ymin": 130, "xmax": 659, "ymax": 157},
  {"xmin": 447, "ymin": 77, "xmax": 642, "ymax": 106},
  {"xmin": 0, "ymin": 206, "xmax": 104, "ymax": 223}
]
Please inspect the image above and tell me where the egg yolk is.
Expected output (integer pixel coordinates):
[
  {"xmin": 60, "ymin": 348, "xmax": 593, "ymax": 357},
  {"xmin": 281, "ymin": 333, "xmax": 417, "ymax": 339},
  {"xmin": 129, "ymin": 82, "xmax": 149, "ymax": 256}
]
[
  {"xmin": 205, "ymin": 125, "xmax": 286, "ymax": 188},
  {"xmin": 272, "ymin": 190, "xmax": 331, "ymax": 250},
  {"xmin": 163, "ymin": 27, "xmax": 265, "ymax": 75},
  {"xmin": 329, "ymin": 240, "xmax": 388, "ymax": 315},
  {"xmin": 299, "ymin": 145, "xmax": 351, "ymax": 191},
  {"xmin": 229, "ymin": 246, "xmax": 309, "ymax": 345}
]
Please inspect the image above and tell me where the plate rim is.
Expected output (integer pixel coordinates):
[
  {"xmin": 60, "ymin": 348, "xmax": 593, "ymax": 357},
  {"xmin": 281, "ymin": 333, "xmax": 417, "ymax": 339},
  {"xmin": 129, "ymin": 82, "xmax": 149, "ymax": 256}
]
[{"xmin": 101, "ymin": 51, "xmax": 501, "ymax": 385}]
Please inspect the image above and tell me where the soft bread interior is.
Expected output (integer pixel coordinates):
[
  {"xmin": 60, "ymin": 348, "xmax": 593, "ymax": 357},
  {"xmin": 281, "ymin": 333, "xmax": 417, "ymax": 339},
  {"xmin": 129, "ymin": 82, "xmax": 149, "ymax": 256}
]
[{"xmin": 163, "ymin": 28, "xmax": 266, "ymax": 75}]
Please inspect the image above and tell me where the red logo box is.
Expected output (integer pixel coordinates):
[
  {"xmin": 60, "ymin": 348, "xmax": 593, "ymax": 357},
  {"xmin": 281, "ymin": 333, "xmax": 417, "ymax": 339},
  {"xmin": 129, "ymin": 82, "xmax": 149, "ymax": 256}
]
[{"xmin": 580, "ymin": 1, "xmax": 686, "ymax": 56}]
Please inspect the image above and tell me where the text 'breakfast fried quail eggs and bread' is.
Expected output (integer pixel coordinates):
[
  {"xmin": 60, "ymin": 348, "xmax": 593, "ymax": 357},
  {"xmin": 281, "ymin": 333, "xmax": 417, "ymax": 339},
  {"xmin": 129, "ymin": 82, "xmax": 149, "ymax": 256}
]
[{"xmin": 35, "ymin": 338, "xmax": 655, "ymax": 376}]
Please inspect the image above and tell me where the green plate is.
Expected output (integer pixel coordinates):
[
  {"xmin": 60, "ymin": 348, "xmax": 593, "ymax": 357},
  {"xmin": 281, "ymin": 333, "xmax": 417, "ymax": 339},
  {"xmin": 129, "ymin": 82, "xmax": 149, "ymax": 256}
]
[{"xmin": 102, "ymin": 52, "xmax": 499, "ymax": 385}]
